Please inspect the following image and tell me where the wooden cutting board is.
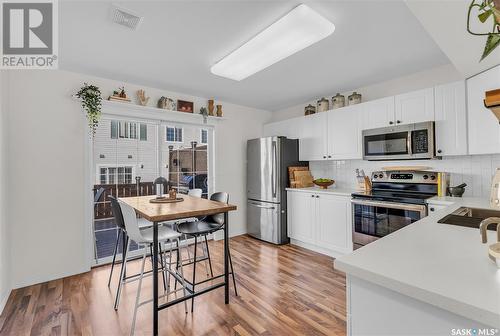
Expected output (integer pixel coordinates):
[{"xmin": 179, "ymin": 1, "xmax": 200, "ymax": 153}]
[
  {"xmin": 288, "ymin": 166, "xmax": 309, "ymax": 188},
  {"xmin": 381, "ymin": 166, "xmax": 432, "ymax": 171},
  {"xmin": 293, "ymin": 170, "xmax": 314, "ymax": 188}
]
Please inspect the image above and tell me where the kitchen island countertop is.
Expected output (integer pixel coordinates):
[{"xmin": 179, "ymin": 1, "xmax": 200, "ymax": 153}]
[{"xmin": 335, "ymin": 196, "xmax": 500, "ymax": 328}]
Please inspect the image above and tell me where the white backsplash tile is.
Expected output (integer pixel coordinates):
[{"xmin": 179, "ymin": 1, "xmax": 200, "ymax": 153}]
[{"xmin": 309, "ymin": 154, "xmax": 500, "ymax": 198}]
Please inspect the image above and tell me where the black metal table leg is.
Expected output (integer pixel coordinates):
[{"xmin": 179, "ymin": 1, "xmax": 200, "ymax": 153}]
[
  {"xmin": 153, "ymin": 221, "xmax": 159, "ymax": 336},
  {"xmin": 122, "ymin": 229, "xmax": 127, "ymax": 279},
  {"xmin": 224, "ymin": 212, "xmax": 229, "ymax": 304}
]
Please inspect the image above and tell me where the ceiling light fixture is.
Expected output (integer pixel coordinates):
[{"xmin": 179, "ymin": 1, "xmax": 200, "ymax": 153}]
[{"xmin": 210, "ymin": 4, "xmax": 335, "ymax": 81}]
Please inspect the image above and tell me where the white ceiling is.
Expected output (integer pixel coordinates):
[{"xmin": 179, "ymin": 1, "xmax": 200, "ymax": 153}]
[{"xmin": 60, "ymin": 1, "xmax": 451, "ymax": 111}]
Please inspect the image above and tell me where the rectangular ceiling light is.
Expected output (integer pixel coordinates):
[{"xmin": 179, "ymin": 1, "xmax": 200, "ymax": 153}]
[{"xmin": 210, "ymin": 4, "xmax": 335, "ymax": 81}]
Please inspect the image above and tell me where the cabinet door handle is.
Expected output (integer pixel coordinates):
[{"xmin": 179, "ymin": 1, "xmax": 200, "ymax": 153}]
[
  {"xmin": 437, "ymin": 149, "xmax": 442, "ymax": 154},
  {"xmin": 311, "ymin": 195, "xmax": 315, "ymax": 198},
  {"xmin": 389, "ymin": 121, "xmax": 394, "ymax": 125},
  {"xmin": 396, "ymin": 120, "xmax": 401, "ymax": 124},
  {"xmin": 430, "ymin": 207, "xmax": 435, "ymax": 212},
  {"xmin": 316, "ymin": 195, "xmax": 320, "ymax": 198},
  {"xmin": 328, "ymin": 155, "xmax": 332, "ymax": 158},
  {"xmin": 323, "ymin": 155, "xmax": 327, "ymax": 159}
]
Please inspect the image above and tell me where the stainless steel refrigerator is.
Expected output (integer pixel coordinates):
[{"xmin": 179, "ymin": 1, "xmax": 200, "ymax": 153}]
[{"xmin": 246, "ymin": 136, "xmax": 301, "ymax": 244}]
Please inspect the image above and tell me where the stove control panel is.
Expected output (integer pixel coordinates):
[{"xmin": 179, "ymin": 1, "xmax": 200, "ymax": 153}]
[{"xmin": 371, "ymin": 171, "xmax": 438, "ymax": 184}]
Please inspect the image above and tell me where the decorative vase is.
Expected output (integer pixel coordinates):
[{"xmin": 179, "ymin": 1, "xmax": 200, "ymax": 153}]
[
  {"xmin": 348, "ymin": 92, "xmax": 362, "ymax": 105},
  {"xmin": 304, "ymin": 104, "xmax": 316, "ymax": 115},
  {"xmin": 317, "ymin": 97, "xmax": 329, "ymax": 112},
  {"xmin": 208, "ymin": 99, "xmax": 215, "ymax": 116},
  {"xmin": 332, "ymin": 93, "xmax": 345, "ymax": 109},
  {"xmin": 216, "ymin": 104, "xmax": 223, "ymax": 117}
]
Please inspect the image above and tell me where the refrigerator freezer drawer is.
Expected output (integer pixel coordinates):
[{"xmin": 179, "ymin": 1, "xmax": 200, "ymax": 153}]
[{"xmin": 247, "ymin": 200, "xmax": 287, "ymax": 244}]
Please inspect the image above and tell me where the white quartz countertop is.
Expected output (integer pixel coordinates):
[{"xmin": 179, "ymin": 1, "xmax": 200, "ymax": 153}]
[
  {"xmin": 335, "ymin": 197, "xmax": 500, "ymax": 328},
  {"xmin": 285, "ymin": 187, "xmax": 354, "ymax": 197}
]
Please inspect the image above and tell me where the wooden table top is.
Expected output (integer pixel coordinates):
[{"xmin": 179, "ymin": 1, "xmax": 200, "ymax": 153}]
[{"xmin": 119, "ymin": 195, "xmax": 237, "ymax": 222}]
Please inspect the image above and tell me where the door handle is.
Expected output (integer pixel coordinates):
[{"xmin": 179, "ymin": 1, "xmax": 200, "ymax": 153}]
[
  {"xmin": 250, "ymin": 202, "xmax": 275, "ymax": 210},
  {"xmin": 272, "ymin": 141, "xmax": 277, "ymax": 198}
]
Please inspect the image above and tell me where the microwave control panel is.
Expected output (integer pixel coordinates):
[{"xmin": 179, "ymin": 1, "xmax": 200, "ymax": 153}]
[{"xmin": 412, "ymin": 129, "xmax": 429, "ymax": 153}]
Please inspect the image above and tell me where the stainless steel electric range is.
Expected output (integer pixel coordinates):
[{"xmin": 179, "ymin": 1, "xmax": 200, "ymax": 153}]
[{"xmin": 351, "ymin": 170, "xmax": 444, "ymax": 249}]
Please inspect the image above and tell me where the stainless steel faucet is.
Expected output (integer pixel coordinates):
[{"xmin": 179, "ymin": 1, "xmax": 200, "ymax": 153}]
[{"xmin": 479, "ymin": 217, "xmax": 500, "ymax": 243}]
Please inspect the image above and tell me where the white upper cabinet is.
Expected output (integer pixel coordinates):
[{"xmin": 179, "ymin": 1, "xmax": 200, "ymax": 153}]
[
  {"xmin": 328, "ymin": 105, "xmax": 363, "ymax": 160},
  {"xmin": 299, "ymin": 112, "xmax": 328, "ymax": 161},
  {"xmin": 434, "ymin": 81, "xmax": 467, "ymax": 156},
  {"xmin": 263, "ymin": 117, "xmax": 300, "ymax": 138},
  {"xmin": 395, "ymin": 88, "xmax": 435, "ymax": 125},
  {"xmin": 467, "ymin": 65, "xmax": 500, "ymax": 155},
  {"xmin": 361, "ymin": 96, "xmax": 396, "ymax": 129}
]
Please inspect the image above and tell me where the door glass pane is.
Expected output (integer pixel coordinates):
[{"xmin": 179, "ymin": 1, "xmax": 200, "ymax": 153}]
[
  {"xmin": 93, "ymin": 119, "xmax": 159, "ymax": 264},
  {"xmin": 354, "ymin": 204, "xmax": 421, "ymax": 238}
]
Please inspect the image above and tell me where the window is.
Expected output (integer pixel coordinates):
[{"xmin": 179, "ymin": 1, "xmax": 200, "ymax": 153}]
[
  {"xmin": 111, "ymin": 120, "xmax": 147, "ymax": 140},
  {"xmin": 200, "ymin": 129, "xmax": 208, "ymax": 144},
  {"xmin": 140, "ymin": 123, "xmax": 147, "ymax": 141},
  {"xmin": 166, "ymin": 126, "xmax": 183, "ymax": 143},
  {"xmin": 98, "ymin": 166, "xmax": 133, "ymax": 184}
]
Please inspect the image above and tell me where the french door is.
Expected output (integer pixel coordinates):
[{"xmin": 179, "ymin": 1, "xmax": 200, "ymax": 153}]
[{"xmin": 91, "ymin": 116, "xmax": 213, "ymax": 265}]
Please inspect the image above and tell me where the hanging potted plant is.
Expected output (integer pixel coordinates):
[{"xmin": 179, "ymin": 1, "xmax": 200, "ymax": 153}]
[
  {"xmin": 75, "ymin": 83, "xmax": 102, "ymax": 135},
  {"xmin": 467, "ymin": 0, "xmax": 500, "ymax": 61}
]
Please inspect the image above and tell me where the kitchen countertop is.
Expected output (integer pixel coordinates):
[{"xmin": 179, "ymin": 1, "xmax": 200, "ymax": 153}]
[
  {"xmin": 334, "ymin": 196, "xmax": 500, "ymax": 328},
  {"xmin": 285, "ymin": 187, "xmax": 355, "ymax": 197}
]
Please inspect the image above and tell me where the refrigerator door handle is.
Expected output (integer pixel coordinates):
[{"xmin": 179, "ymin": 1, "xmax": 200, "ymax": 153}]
[
  {"xmin": 272, "ymin": 140, "xmax": 277, "ymax": 199},
  {"xmin": 249, "ymin": 202, "xmax": 276, "ymax": 210}
]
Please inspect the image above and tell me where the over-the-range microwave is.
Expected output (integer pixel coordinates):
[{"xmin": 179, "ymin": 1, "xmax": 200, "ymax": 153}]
[{"xmin": 362, "ymin": 121, "xmax": 436, "ymax": 161}]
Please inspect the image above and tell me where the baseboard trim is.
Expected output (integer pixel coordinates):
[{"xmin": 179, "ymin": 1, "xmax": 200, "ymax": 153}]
[
  {"xmin": 290, "ymin": 239, "xmax": 351, "ymax": 259},
  {"xmin": 0, "ymin": 288, "xmax": 11, "ymax": 315}
]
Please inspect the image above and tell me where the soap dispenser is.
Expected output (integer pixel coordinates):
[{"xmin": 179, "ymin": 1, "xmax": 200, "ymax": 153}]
[{"xmin": 490, "ymin": 168, "xmax": 500, "ymax": 208}]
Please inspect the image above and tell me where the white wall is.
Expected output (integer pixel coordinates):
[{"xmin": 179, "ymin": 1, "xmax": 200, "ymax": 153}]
[
  {"xmin": 6, "ymin": 70, "xmax": 271, "ymax": 289},
  {"xmin": 270, "ymin": 64, "xmax": 463, "ymax": 122},
  {"xmin": 0, "ymin": 71, "xmax": 11, "ymax": 312}
]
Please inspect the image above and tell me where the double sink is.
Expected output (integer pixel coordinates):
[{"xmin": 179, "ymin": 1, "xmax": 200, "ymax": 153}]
[{"xmin": 438, "ymin": 207, "xmax": 500, "ymax": 231}]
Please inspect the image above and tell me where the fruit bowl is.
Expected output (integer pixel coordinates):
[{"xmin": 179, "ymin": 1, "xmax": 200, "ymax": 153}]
[{"xmin": 313, "ymin": 178, "xmax": 335, "ymax": 189}]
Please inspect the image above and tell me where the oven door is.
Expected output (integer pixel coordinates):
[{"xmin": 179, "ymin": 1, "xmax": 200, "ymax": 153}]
[
  {"xmin": 351, "ymin": 199, "xmax": 427, "ymax": 246},
  {"xmin": 362, "ymin": 125, "xmax": 412, "ymax": 160}
]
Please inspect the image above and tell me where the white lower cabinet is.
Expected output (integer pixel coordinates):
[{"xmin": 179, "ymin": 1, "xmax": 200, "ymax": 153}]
[{"xmin": 287, "ymin": 190, "xmax": 353, "ymax": 256}]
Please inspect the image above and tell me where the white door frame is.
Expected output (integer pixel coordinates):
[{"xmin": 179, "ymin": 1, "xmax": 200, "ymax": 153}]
[{"xmin": 83, "ymin": 107, "xmax": 219, "ymax": 268}]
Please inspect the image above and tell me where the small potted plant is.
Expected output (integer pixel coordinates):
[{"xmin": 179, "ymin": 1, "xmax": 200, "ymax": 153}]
[
  {"xmin": 199, "ymin": 107, "xmax": 208, "ymax": 123},
  {"xmin": 75, "ymin": 83, "xmax": 102, "ymax": 136}
]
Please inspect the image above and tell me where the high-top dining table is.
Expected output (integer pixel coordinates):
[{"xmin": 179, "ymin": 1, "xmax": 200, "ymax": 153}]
[{"xmin": 119, "ymin": 194, "xmax": 237, "ymax": 336}]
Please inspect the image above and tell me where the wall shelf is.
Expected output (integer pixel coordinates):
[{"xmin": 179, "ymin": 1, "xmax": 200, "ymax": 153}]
[{"xmin": 96, "ymin": 99, "xmax": 226, "ymax": 125}]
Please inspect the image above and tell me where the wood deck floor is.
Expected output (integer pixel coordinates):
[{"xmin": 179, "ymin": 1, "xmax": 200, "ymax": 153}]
[{"xmin": 0, "ymin": 235, "xmax": 347, "ymax": 336}]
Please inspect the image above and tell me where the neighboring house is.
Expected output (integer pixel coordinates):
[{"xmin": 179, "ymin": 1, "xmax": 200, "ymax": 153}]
[{"xmin": 93, "ymin": 119, "xmax": 210, "ymax": 188}]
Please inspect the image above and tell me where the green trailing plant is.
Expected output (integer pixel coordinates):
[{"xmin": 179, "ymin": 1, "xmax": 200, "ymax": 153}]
[
  {"xmin": 75, "ymin": 83, "xmax": 102, "ymax": 135},
  {"xmin": 467, "ymin": 0, "xmax": 500, "ymax": 61}
]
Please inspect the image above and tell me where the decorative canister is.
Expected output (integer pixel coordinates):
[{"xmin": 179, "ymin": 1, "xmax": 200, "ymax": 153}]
[
  {"xmin": 331, "ymin": 93, "xmax": 345, "ymax": 109},
  {"xmin": 304, "ymin": 104, "xmax": 316, "ymax": 116},
  {"xmin": 208, "ymin": 99, "xmax": 215, "ymax": 116},
  {"xmin": 216, "ymin": 104, "xmax": 223, "ymax": 117},
  {"xmin": 317, "ymin": 97, "xmax": 329, "ymax": 112},
  {"xmin": 348, "ymin": 92, "xmax": 362, "ymax": 105}
]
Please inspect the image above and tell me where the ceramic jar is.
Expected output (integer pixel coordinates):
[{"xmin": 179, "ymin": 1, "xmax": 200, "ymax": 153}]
[
  {"xmin": 317, "ymin": 97, "xmax": 329, "ymax": 112},
  {"xmin": 331, "ymin": 93, "xmax": 345, "ymax": 109},
  {"xmin": 348, "ymin": 92, "xmax": 362, "ymax": 105},
  {"xmin": 304, "ymin": 104, "xmax": 316, "ymax": 115},
  {"xmin": 208, "ymin": 99, "xmax": 215, "ymax": 116},
  {"xmin": 216, "ymin": 104, "xmax": 223, "ymax": 117}
]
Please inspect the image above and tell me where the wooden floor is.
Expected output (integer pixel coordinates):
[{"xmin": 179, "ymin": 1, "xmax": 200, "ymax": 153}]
[{"xmin": 0, "ymin": 235, "xmax": 347, "ymax": 336}]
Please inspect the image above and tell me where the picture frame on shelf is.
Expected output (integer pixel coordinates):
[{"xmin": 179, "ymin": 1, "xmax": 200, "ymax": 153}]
[{"xmin": 177, "ymin": 100, "xmax": 194, "ymax": 113}]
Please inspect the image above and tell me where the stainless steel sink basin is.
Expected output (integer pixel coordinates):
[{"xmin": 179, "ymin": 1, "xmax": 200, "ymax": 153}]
[{"xmin": 438, "ymin": 207, "xmax": 500, "ymax": 230}]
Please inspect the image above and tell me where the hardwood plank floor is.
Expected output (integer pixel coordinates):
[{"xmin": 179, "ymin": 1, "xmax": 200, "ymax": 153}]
[{"xmin": 0, "ymin": 235, "xmax": 347, "ymax": 336}]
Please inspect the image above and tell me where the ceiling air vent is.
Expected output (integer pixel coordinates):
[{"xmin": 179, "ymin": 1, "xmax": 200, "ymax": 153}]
[{"xmin": 111, "ymin": 5, "xmax": 143, "ymax": 30}]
